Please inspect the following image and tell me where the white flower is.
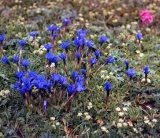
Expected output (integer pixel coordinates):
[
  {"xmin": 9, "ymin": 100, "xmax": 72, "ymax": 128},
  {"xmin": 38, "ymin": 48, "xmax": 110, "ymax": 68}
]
[
  {"xmin": 133, "ymin": 128, "xmax": 138, "ymax": 133},
  {"xmin": 144, "ymin": 116, "xmax": 148, "ymax": 120},
  {"xmin": 101, "ymin": 126, "xmax": 109, "ymax": 133},
  {"xmin": 117, "ymin": 123, "xmax": 123, "ymax": 128},
  {"xmin": 85, "ymin": 115, "xmax": 92, "ymax": 120},
  {"xmin": 84, "ymin": 112, "xmax": 89, "ymax": 116},
  {"xmin": 77, "ymin": 112, "xmax": 83, "ymax": 117},
  {"xmin": 51, "ymin": 124, "xmax": 56, "ymax": 129},
  {"xmin": 115, "ymin": 107, "xmax": 121, "ymax": 112},
  {"xmin": 123, "ymin": 122, "xmax": 128, "ymax": 127},
  {"xmin": 139, "ymin": 53, "xmax": 144, "ymax": 58},
  {"xmin": 136, "ymin": 50, "xmax": 141, "ymax": 54},
  {"xmin": 152, "ymin": 119, "xmax": 157, "ymax": 123},
  {"xmin": 118, "ymin": 118, "xmax": 124, "ymax": 123},
  {"xmin": 118, "ymin": 112, "xmax": 124, "ymax": 117},
  {"xmin": 122, "ymin": 107, "xmax": 128, "ymax": 112},
  {"xmin": 144, "ymin": 120, "xmax": 150, "ymax": 124},
  {"xmin": 50, "ymin": 117, "xmax": 55, "ymax": 121},
  {"xmin": 50, "ymin": 63, "xmax": 55, "ymax": 68},
  {"xmin": 88, "ymin": 102, "xmax": 92, "ymax": 106},
  {"xmin": 56, "ymin": 122, "xmax": 60, "ymax": 126}
]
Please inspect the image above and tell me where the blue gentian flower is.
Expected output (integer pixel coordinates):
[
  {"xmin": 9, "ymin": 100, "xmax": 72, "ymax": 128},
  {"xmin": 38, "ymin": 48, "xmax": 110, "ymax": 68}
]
[
  {"xmin": 59, "ymin": 75, "xmax": 68, "ymax": 86},
  {"xmin": 29, "ymin": 31, "xmax": 39, "ymax": 38},
  {"xmin": 99, "ymin": 34, "xmax": 110, "ymax": 45},
  {"xmin": 75, "ymin": 51, "xmax": 81, "ymax": 63},
  {"xmin": 71, "ymin": 71, "xmax": 79, "ymax": 81},
  {"xmin": 81, "ymin": 69, "xmax": 87, "ymax": 77},
  {"xmin": 144, "ymin": 66, "xmax": 150, "ymax": 75},
  {"xmin": 12, "ymin": 55, "xmax": 19, "ymax": 63},
  {"xmin": 124, "ymin": 60, "xmax": 129, "ymax": 69},
  {"xmin": 77, "ymin": 28, "xmax": 88, "ymax": 38},
  {"xmin": 52, "ymin": 55, "xmax": 60, "ymax": 67},
  {"xmin": 94, "ymin": 50, "xmax": 101, "ymax": 59},
  {"xmin": 90, "ymin": 57, "xmax": 97, "ymax": 67},
  {"xmin": 104, "ymin": 82, "xmax": 112, "ymax": 93},
  {"xmin": 1, "ymin": 56, "xmax": 9, "ymax": 64},
  {"xmin": 87, "ymin": 40, "xmax": 94, "ymax": 49},
  {"xmin": 15, "ymin": 71, "xmax": 25, "ymax": 80},
  {"xmin": 59, "ymin": 52, "xmax": 67, "ymax": 65},
  {"xmin": 136, "ymin": 31, "xmax": 143, "ymax": 41},
  {"xmin": 62, "ymin": 18, "xmax": 71, "ymax": 26},
  {"xmin": 126, "ymin": 68, "xmax": 136, "ymax": 79},
  {"xmin": 106, "ymin": 56, "xmax": 115, "ymax": 64},
  {"xmin": 18, "ymin": 39, "xmax": 27, "ymax": 48},
  {"xmin": 31, "ymin": 74, "xmax": 51, "ymax": 91},
  {"xmin": 60, "ymin": 40, "xmax": 71, "ymax": 52},
  {"xmin": 67, "ymin": 84, "xmax": 76, "ymax": 95},
  {"xmin": 48, "ymin": 24, "xmax": 58, "ymax": 33},
  {"xmin": 22, "ymin": 59, "xmax": 30, "ymax": 68},
  {"xmin": 45, "ymin": 52, "xmax": 54, "ymax": 64},
  {"xmin": 44, "ymin": 43, "xmax": 53, "ymax": 51},
  {"xmin": 74, "ymin": 36, "xmax": 86, "ymax": 48},
  {"xmin": 0, "ymin": 34, "xmax": 5, "ymax": 43},
  {"xmin": 75, "ymin": 81, "xmax": 86, "ymax": 92},
  {"xmin": 51, "ymin": 73, "xmax": 62, "ymax": 85}
]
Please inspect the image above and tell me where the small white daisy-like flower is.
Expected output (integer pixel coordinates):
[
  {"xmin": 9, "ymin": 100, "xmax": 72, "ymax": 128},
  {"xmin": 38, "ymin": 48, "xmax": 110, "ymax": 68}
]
[
  {"xmin": 56, "ymin": 122, "xmax": 60, "ymax": 126},
  {"xmin": 50, "ymin": 117, "xmax": 55, "ymax": 121},
  {"xmin": 85, "ymin": 115, "xmax": 92, "ymax": 120},
  {"xmin": 101, "ymin": 126, "xmax": 109, "ymax": 133},
  {"xmin": 77, "ymin": 112, "xmax": 83, "ymax": 117},
  {"xmin": 51, "ymin": 124, "xmax": 56, "ymax": 129},
  {"xmin": 133, "ymin": 128, "xmax": 138, "ymax": 133},
  {"xmin": 84, "ymin": 112, "xmax": 89, "ymax": 116},
  {"xmin": 115, "ymin": 107, "xmax": 121, "ymax": 112},
  {"xmin": 122, "ymin": 107, "xmax": 128, "ymax": 112},
  {"xmin": 88, "ymin": 102, "xmax": 92, "ymax": 106},
  {"xmin": 117, "ymin": 123, "xmax": 123, "ymax": 128},
  {"xmin": 50, "ymin": 63, "xmax": 55, "ymax": 68},
  {"xmin": 139, "ymin": 53, "xmax": 144, "ymax": 58},
  {"xmin": 118, "ymin": 112, "xmax": 124, "ymax": 117},
  {"xmin": 152, "ymin": 119, "xmax": 157, "ymax": 123},
  {"xmin": 123, "ymin": 122, "xmax": 128, "ymax": 127},
  {"xmin": 118, "ymin": 118, "xmax": 124, "ymax": 123},
  {"xmin": 144, "ymin": 120, "xmax": 150, "ymax": 124}
]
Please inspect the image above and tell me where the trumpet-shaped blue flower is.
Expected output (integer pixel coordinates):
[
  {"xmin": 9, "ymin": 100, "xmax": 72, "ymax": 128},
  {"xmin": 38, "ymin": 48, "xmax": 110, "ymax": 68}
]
[
  {"xmin": 0, "ymin": 34, "xmax": 5, "ymax": 43},
  {"xmin": 136, "ymin": 31, "xmax": 143, "ymax": 41},
  {"xmin": 106, "ymin": 56, "xmax": 115, "ymax": 64},
  {"xmin": 22, "ymin": 59, "xmax": 30, "ymax": 68},
  {"xmin": 62, "ymin": 18, "xmax": 71, "ymax": 26},
  {"xmin": 18, "ymin": 39, "xmax": 27, "ymax": 48},
  {"xmin": 126, "ymin": 68, "xmax": 136, "ymax": 79},
  {"xmin": 44, "ymin": 43, "xmax": 53, "ymax": 51},
  {"xmin": 67, "ymin": 84, "xmax": 76, "ymax": 95},
  {"xmin": 104, "ymin": 82, "xmax": 112, "ymax": 92},
  {"xmin": 12, "ymin": 55, "xmax": 19, "ymax": 63},
  {"xmin": 144, "ymin": 66, "xmax": 150, "ymax": 75},
  {"xmin": 29, "ymin": 31, "xmax": 39, "ymax": 38},
  {"xmin": 59, "ymin": 52, "xmax": 67, "ymax": 65},
  {"xmin": 1, "ymin": 56, "xmax": 9, "ymax": 64},
  {"xmin": 90, "ymin": 57, "xmax": 97, "ymax": 67},
  {"xmin": 60, "ymin": 40, "xmax": 71, "ymax": 52},
  {"xmin": 94, "ymin": 50, "xmax": 101, "ymax": 59},
  {"xmin": 99, "ymin": 34, "xmax": 110, "ymax": 45}
]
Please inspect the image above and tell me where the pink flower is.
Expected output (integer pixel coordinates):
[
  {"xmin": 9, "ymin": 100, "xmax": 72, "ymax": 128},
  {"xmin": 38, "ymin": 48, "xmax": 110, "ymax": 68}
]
[{"xmin": 139, "ymin": 9, "xmax": 154, "ymax": 26}]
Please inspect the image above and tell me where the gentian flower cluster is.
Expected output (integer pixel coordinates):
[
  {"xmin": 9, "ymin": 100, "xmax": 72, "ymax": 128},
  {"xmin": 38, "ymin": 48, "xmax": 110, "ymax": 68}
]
[{"xmin": 0, "ymin": 17, "xmax": 150, "ymax": 112}]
